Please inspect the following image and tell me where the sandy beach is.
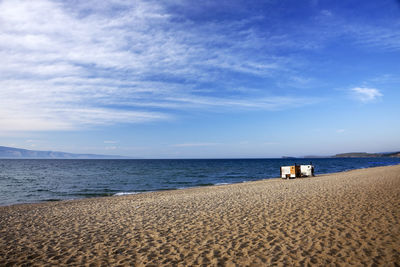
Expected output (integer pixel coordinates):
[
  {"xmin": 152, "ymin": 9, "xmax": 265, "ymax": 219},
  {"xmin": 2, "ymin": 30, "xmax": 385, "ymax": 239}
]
[{"xmin": 1, "ymin": 165, "xmax": 399, "ymax": 266}]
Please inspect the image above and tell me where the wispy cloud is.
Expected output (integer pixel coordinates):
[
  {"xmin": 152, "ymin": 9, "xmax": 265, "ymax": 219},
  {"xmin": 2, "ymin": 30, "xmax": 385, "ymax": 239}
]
[
  {"xmin": 3, "ymin": 0, "xmax": 396, "ymax": 133},
  {"xmin": 351, "ymin": 87, "xmax": 383, "ymax": 103},
  {"xmin": 346, "ymin": 23, "xmax": 400, "ymax": 52},
  {"xmin": 300, "ymin": 6, "xmax": 400, "ymax": 53},
  {"xmin": 0, "ymin": 0, "xmax": 322, "ymax": 132}
]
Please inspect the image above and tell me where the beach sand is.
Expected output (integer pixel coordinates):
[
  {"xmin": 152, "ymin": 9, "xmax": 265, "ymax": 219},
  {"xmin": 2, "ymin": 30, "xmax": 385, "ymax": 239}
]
[{"xmin": 1, "ymin": 165, "xmax": 400, "ymax": 266}]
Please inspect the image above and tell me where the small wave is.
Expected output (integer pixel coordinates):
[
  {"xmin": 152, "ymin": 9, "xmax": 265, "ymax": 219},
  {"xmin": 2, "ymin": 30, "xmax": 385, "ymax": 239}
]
[
  {"xmin": 177, "ymin": 187, "xmax": 188, "ymax": 190},
  {"xmin": 113, "ymin": 192, "xmax": 140, "ymax": 196},
  {"xmin": 215, "ymin": 182, "xmax": 230, "ymax": 186}
]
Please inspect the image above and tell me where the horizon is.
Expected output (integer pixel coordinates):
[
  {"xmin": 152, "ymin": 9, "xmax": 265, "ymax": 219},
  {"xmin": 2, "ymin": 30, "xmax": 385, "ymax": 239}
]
[
  {"xmin": 1, "ymin": 145, "xmax": 398, "ymax": 160},
  {"xmin": 1, "ymin": 0, "xmax": 400, "ymax": 158}
]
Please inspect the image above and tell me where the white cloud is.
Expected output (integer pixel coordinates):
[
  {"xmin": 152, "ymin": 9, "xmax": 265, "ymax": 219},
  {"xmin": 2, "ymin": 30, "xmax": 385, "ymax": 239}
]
[
  {"xmin": 351, "ymin": 87, "xmax": 383, "ymax": 103},
  {"xmin": 0, "ymin": 0, "xmax": 324, "ymax": 132},
  {"xmin": 336, "ymin": 129, "xmax": 345, "ymax": 133}
]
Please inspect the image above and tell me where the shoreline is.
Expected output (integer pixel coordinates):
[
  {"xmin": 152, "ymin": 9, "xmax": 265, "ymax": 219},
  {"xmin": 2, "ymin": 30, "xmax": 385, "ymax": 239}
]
[
  {"xmin": 2, "ymin": 163, "xmax": 400, "ymax": 208},
  {"xmin": 1, "ymin": 164, "xmax": 400, "ymax": 265}
]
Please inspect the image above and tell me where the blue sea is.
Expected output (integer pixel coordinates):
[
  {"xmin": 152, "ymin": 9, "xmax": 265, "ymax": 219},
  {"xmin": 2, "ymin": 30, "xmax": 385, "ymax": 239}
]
[{"xmin": 1, "ymin": 158, "xmax": 400, "ymax": 206}]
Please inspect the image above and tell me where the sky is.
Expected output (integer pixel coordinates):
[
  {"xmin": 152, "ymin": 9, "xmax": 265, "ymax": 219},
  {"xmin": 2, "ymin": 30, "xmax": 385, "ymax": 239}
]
[{"xmin": 0, "ymin": 0, "xmax": 399, "ymax": 158}]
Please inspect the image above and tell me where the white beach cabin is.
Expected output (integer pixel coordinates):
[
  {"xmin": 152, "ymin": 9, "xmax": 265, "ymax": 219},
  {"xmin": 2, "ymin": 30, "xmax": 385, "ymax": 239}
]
[
  {"xmin": 280, "ymin": 165, "xmax": 300, "ymax": 179},
  {"xmin": 281, "ymin": 164, "xmax": 314, "ymax": 179},
  {"xmin": 300, "ymin": 165, "xmax": 314, "ymax": 177}
]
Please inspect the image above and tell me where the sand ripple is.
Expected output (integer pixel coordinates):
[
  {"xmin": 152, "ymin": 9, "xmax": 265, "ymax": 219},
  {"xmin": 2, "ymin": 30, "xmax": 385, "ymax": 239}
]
[{"xmin": 1, "ymin": 165, "xmax": 400, "ymax": 266}]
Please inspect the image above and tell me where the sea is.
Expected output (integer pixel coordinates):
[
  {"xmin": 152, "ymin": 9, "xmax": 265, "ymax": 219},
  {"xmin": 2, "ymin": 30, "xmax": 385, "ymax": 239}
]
[{"xmin": 1, "ymin": 158, "xmax": 400, "ymax": 206}]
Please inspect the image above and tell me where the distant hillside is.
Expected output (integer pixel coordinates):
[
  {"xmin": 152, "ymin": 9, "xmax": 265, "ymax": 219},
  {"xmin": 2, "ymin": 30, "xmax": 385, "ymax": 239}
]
[
  {"xmin": 283, "ymin": 151, "xmax": 400, "ymax": 159},
  {"xmin": 0, "ymin": 146, "xmax": 127, "ymax": 159},
  {"xmin": 303, "ymin": 155, "xmax": 330, "ymax": 158},
  {"xmin": 333, "ymin": 152, "xmax": 400, "ymax": 158}
]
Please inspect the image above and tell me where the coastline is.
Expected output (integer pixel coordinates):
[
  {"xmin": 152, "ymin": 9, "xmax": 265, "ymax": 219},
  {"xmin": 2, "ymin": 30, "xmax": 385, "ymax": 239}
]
[
  {"xmin": 2, "ymin": 158, "xmax": 400, "ymax": 207},
  {"xmin": 1, "ymin": 165, "xmax": 400, "ymax": 265}
]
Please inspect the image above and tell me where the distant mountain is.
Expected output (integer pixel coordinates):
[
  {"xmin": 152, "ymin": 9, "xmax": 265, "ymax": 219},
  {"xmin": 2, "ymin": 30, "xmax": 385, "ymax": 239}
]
[
  {"xmin": 0, "ymin": 146, "xmax": 128, "ymax": 159},
  {"xmin": 282, "ymin": 151, "xmax": 400, "ymax": 159},
  {"xmin": 303, "ymin": 155, "xmax": 330, "ymax": 158},
  {"xmin": 333, "ymin": 152, "xmax": 400, "ymax": 158}
]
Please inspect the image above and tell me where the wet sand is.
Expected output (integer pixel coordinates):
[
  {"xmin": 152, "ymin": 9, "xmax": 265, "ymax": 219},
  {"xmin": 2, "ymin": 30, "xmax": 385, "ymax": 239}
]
[{"xmin": 1, "ymin": 165, "xmax": 400, "ymax": 266}]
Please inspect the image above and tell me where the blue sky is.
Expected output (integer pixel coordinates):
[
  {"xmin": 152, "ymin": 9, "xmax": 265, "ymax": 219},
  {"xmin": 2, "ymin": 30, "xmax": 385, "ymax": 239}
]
[{"xmin": 0, "ymin": 0, "xmax": 399, "ymax": 158}]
